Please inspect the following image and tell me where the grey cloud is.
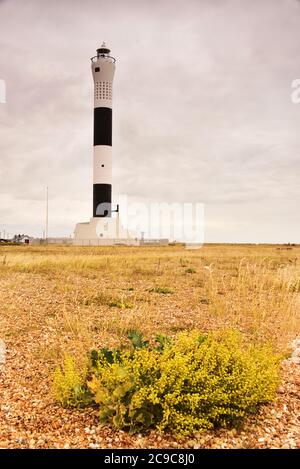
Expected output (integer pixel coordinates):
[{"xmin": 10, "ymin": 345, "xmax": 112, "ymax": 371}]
[{"xmin": 0, "ymin": 0, "xmax": 300, "ymax": 241}]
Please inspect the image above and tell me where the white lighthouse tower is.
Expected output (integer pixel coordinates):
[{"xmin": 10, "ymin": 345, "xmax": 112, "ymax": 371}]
[
  {"xmin": 92, "ymin": 42, "xmax": 114, "ymax": 218},
  {"xmin": 74, "ymin": 43, "xmax": 138, "ymax": 245}
]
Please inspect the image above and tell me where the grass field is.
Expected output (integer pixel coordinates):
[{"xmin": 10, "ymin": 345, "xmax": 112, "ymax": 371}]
[{"xmin": 0, "ymin": 243, "xmax": 299, "ymax": 448}]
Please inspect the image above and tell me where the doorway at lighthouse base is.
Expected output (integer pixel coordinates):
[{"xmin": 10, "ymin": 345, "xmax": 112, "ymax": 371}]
[{"xmin": 73, "ymin": 217, "xmax": 140, "ymax": 246}]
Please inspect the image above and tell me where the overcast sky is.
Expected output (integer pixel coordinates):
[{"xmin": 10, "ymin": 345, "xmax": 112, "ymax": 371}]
[{"xmin": 0, "ymin": 0, "xmax": 300, "ymax": 242}]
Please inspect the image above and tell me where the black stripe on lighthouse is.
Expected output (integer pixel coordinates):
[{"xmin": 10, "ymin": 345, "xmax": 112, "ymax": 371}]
[
  {"xmin": 94, "ymin": 107, "xmax": 112, "ymax": 146},
  {"xmin": 93, "ymin": 184, "xmax": 112, "ymax": 218},
  {"xmin": 93, "ymin": 106, "xmax": 112, "ymax": 218}
]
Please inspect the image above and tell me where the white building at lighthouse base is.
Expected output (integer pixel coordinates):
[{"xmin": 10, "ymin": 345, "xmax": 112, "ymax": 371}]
[{"xmin": 74, "ymin": 216, "xmax": 140, "ymax": 246}]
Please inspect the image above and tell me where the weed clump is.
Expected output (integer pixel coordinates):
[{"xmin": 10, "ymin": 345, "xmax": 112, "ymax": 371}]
[
  {"xmin": 147, "ymin": 287, "xmax": 173, "ymax": 295},
  {"xmin": 53, "ymin": 330, "xmax": 281, "ymax": 436},
  {"xmin": 53, "ymin": 355, "xmax": 91, "ymax": 407},
  {"xmin": 82, "ymin": 293, "xmax": 133, "ymax": 309}
]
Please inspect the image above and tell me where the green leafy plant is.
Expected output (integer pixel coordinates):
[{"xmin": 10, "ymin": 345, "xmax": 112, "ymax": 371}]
[
  {"xmin": 127, "ymin": 329, "xmax": 149, "ymax": 349},
  {"xmin": 91, "ymin": 347, "xmax": 121, "ymax": 367},
  {"xmin": 154, "ymin": 333, "xmax": 172, "ymax": 352},
  {"xmin": 53, "ymin": 330, "xmax": 281, "ymax": 436}
]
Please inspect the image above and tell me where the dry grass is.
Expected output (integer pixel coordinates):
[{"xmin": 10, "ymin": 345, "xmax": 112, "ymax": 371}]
[{"xmin": 0, "ymin": 244, "xmax": 299, "ymax": 359}]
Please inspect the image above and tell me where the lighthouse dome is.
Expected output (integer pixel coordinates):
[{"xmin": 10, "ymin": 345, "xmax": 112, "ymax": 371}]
[{"xmin": 97, "ymin": 42, "xmax": 110, "ymax": 55}]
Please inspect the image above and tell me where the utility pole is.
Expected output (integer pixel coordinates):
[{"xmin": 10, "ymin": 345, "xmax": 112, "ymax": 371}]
[{"xmin": 45, "ymin": 186, "xmax": 49, "ymax": 243}]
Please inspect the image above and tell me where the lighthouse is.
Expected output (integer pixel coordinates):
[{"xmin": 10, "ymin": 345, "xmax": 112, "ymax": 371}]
[
  {"xmin": 74, "ymin": 43, "xmax": 138, "ymax": 245},
  {"xmin": 91, "ymin": 43, "xmax": 115, "ymax": 218}
]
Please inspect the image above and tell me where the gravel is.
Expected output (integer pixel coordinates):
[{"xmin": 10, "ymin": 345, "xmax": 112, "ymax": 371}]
[{"xmin": 0, "ymin": 340, "xmax": 299, "ymax": 449}]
